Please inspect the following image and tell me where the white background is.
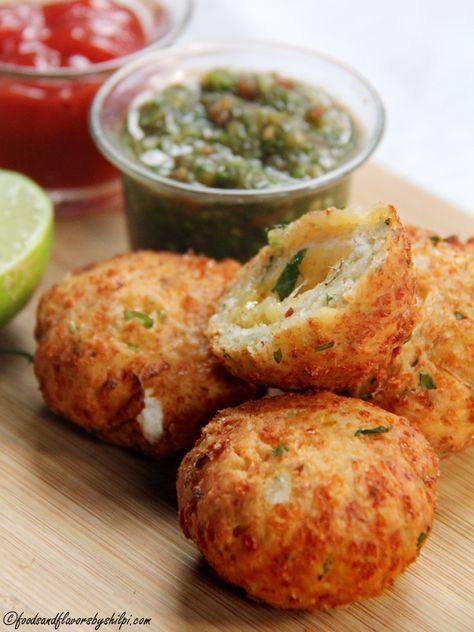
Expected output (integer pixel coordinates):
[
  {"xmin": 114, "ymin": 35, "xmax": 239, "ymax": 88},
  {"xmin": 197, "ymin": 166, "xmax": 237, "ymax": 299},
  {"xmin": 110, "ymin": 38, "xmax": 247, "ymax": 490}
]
[{"xmin": 181, "ymin": 0, "xmax": 474, "ymax": 216}]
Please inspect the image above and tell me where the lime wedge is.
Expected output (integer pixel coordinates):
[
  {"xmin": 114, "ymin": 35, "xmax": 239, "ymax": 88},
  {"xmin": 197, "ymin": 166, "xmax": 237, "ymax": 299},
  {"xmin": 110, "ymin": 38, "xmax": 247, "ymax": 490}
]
[{"xmin": 0, "ymin": 170, "xmax": 53, "ymax": 327}]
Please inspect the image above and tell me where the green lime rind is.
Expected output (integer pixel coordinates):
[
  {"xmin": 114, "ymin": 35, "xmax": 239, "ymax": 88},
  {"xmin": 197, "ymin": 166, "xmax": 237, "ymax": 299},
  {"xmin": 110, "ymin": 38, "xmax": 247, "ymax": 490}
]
[{"xmin": 0, "ymin": 170, "xmax": 53, "ymax": 328}]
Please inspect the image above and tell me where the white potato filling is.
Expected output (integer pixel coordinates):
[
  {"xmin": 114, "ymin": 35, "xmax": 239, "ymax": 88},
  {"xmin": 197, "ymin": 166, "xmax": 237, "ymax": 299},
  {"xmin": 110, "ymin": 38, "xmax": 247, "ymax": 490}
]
[
  {"xmin": 265, "ymin": 471, "xmax": 291, "ymax": 505},
  {"xmin": 137, "ymin": 388, "xmax": 164, "ymax": 443},
  {"xmin": 216, "ymin": 206, "xmax": 391, "ymax": 348}
]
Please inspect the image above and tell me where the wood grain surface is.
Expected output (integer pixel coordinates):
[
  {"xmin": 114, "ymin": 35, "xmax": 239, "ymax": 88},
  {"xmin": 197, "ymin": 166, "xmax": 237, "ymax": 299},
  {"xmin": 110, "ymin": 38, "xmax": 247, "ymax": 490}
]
[{"xmin": 0, "ymin": 163, "xmax": 473, "ymax": 632}]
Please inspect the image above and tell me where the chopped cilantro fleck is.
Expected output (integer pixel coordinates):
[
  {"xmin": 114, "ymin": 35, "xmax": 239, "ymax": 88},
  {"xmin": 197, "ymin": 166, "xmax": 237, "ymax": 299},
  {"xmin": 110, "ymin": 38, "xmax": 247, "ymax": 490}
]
[
  {"xmin": 454, "ymin": 311, "xmax": 465, "ymax": 320},
  {"xmin": 320, "ymin": 554, "xmax": 333, "ymax": 578},
  {"xmin": 273, "ymin": 348, "xmax": 283, "ymax": 363},
  {"xmin": 315, "ymin": 341, "xmax": 335, "ymax": 352},
  {"xmin": 429, "ymin": 235, "xmax": 441, "ymax": 245},
  {"xmin": 360, "ymin": 392, "xmax": 374, "ymax": 401},
  {"xmin": 272, "ymin": 248, "xmax": 307, "ymax": 300},
  {"xmin": 223, "ymin": 352, "xmax": 232, "ymax": 361},
  {"xmin": 272, "ymin": 445, "xmax": 288, "ymax": 457},
  {"xmin": 355, "ymin": 425, "xmax": 391, "ymax": 437},
  {"xmin": 124, "ymin": 309, "xmax": 153, "ymax": 328},
  {"xmin": 326, "ymin": 294, "xmax": 333, "ymax": 305},
  {"xmin": 419, "ymin": 371, "xmax": 436, "ymax": 389},
  {"xmin": 0, "ymin": 348, "xmax": 33, "ymax": 363},
  {"xmin": 384, "ymin": 218, "xmax": 391, "ymax": 225},
  {"xmin": 417, "ymin": 531, "xmax": 427, "ymax": 548}
]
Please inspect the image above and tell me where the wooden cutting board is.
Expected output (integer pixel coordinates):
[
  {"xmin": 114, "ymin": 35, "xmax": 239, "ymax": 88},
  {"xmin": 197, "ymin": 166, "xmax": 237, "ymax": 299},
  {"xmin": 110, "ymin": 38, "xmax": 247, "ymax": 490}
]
[{"xmin": 0, "ymin": 163, "xmax": 473, "ymax": 632}]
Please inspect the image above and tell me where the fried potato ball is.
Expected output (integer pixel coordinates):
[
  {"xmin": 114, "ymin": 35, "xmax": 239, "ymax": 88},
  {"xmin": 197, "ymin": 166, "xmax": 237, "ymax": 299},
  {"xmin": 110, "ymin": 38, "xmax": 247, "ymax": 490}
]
[
  {"xmin": 178, "ymin": 392, "xmax": 438, "ymax": 611},
  {"xmin": 34, "ymin": 251, "xmax": 256, "ymax": 457},
  {"xmin": 368, "ymin": 227, "xmax": 474, "ymax": 458},
  {"xmin": 207, "ymin": 204, "xmax": 415, "ymax": 392}
]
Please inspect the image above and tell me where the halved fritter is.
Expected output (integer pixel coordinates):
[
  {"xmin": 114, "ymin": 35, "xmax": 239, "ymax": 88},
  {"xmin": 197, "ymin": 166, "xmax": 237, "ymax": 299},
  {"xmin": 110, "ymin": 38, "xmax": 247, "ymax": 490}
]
[
  {"xmin": 178, "ymin": 391, "xmax": 438, "ymax": 611},
  {"xmin": 369, "ymin": 227, "xmax": 474, "ymax": 458},
  {"xmin": 34, "ymin": 251, "xmax": 256, "ymax": 457},
  {"xmin": 207, "ymin": 203, "xmax": 415, "ymax": 391}
]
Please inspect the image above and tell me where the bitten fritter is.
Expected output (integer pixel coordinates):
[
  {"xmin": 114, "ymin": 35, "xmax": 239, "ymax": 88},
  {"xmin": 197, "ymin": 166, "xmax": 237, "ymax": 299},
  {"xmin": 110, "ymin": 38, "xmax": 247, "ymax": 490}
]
[
  {"xmin": 177, "ymin": 392, "xmax": 438, "ymax": 611},
  {"xmin": 207, "ymin": 204, "xmax": 415, "ymax": 392},
  {"xmin": 34, "ymin": 251, "xmax": 256, "ymax": 457},
  {"xmin": 369, "ymin": 227, "xmax": 474, "ymax": 458}
]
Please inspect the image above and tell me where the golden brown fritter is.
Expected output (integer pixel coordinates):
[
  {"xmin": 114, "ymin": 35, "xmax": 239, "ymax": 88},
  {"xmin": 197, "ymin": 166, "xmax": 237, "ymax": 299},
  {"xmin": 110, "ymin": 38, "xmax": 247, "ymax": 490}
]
[
  {"xmin": 178, "ymin": 392, "xmax": 438, "ymax": 611},
  {"xmin": 207, "ymin": 204, "xmax": 415, "ymax": 392},
  {"xmin": 369, "ymin": 227, "xmax": 474, "ymax": 458},
  {"xmin": 34, "ymin": 251, "xmax": 256, "ymax": 457}
]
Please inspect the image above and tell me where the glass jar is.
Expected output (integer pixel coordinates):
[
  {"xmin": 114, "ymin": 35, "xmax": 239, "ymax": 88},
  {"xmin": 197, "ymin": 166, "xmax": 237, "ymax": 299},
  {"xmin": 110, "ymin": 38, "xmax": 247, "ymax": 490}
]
[{"xmin": 91, "ymin": 40, "xmax": 384, "ymax": 260}]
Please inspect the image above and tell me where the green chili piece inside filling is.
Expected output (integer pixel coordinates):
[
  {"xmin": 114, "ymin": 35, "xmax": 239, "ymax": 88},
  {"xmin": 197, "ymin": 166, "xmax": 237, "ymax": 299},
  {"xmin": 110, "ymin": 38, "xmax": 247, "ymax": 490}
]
[{"xmin": 273, "ymin": 248, "xmax": 307, "ymax": 300}]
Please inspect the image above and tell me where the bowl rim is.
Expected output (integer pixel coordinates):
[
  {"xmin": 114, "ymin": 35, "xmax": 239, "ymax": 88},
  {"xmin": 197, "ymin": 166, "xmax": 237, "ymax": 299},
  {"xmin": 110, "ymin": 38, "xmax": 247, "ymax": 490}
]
[
  {"xmin": 0, "ymin": 0, "xmax": 194, "ymax": 79},
  {"xmin": 90, "ymin": 38, "xmax": 385, "ymax": 200}
]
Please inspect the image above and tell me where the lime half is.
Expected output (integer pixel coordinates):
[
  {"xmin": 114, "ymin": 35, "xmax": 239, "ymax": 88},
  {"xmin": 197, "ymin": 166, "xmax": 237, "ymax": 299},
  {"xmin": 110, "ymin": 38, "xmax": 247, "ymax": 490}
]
[{"xmin": 0, "ymin": 170, "xmax": 53, "ymax": 327}]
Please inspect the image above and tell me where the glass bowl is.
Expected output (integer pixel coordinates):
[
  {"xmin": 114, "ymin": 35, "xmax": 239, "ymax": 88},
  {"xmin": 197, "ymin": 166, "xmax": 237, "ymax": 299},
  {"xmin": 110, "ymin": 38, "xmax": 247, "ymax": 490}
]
[
  {"xmin": 0, "ymin": 0, "xmax": 193, "ymax": 216},
  {"xmin": 91, "ymin": 40, "xmax": 384, "ymax": 260}
]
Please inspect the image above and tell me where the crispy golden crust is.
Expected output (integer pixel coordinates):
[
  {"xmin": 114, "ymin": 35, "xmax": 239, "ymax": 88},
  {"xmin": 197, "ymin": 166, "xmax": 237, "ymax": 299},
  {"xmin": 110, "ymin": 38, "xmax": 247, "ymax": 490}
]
[
  {"xmin": 178, "ymin": 392, "xmax": 438, "ymax": 610},
  {"xmin": 207, "ymin": 204, "xmax": 415, "ymax": 392},
  {"xmin": 34, "ymin": 251, "xmax": 256, "ymax": 457},
  {"xmin": 371, "ymin": 227, "xmax": 474, "ymax": 458}
]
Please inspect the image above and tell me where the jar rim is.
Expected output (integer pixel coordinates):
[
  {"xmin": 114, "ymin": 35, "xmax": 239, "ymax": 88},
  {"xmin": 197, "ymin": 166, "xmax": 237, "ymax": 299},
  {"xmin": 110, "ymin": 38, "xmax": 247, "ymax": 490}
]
[
  {"xmin": 90, "ymin": 38, "xmax": 385, "ymax": 200},
  {"xmin": 0, "ymin": 0, "xmax": 194, "ymax": 79}
]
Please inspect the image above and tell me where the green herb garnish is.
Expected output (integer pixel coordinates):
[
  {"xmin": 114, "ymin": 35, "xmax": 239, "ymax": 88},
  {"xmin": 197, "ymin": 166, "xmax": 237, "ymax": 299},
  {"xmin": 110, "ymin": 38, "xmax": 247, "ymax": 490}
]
[
  {"xmin": 315, "ymin": 341, "xmax": 335, "ymax": 352},
  {"xmin": 429, "ymin": 235, "xmax": 441, "ymax": 245},
  {"xmin": 157, "ymin": 308, "xmax": 167, "ymax": 321},
  {"xmin": 0, "ymin": 348, "xmax": 34, "ymax": 363},
  {"xmin": 419, "ymin": 371, "xmax": 436, "ymax": 389},
  {"xmin": 223, "ymin": 352, "xmax": 232, "ymax": 361},
  {"xmin": 272, "ymin": 445, "xmax": 288, "ymax": 457},
  {"xmin": 355, "ymin": 425, "xmax": 391, "ymax": 437},
  {"xmin": 124, "ymin": 309, "xmax": 153, "ymax": 328},
  {"xmin": 360, "ymin": 392, "xmax": 374, "ymax": 401},
  {"xmin": 272, "ymin": 249, "xmax": 307, "ymax": 300},
  {"xmin": 319, "ymin": 554, "xmax": 333, "ymax": 578},
  {"xmin": 454, "ymin": 312, "xmax": 465, "ymax": 320},
  {"xmin": 273, "ymin": 348, "xmax": 283, "ymax": 363},
  {"xmin": 417, "ymin": 531, "xmax": 427, "ymax": 548},
  {"xmin": 384, "ymin": 218, "xmax": 391, "ymax": 225},
  {"xmin": 68, "ymin": 320, "xmax": 77, "ymax": 334},
  {"xmin": 326, "ymin": 294, "xmax": 333, "ymax": 305}
]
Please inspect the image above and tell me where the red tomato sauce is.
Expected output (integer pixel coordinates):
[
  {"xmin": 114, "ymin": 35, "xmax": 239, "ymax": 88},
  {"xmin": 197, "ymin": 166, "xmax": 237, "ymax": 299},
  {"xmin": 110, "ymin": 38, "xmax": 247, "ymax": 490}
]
[{"xmin": 0, "ymin": 1, "xmax": 154, "ymax": 194}]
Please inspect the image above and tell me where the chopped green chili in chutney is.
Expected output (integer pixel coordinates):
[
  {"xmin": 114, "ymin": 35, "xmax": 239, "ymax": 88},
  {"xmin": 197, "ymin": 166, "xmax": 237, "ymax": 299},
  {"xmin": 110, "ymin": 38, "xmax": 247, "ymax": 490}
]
[{"xmin": 125, "ymin": 68, "xmax": 356, "ymax": 189}]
